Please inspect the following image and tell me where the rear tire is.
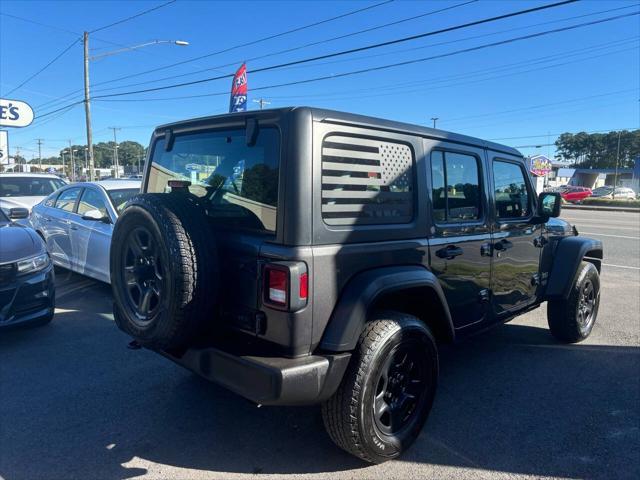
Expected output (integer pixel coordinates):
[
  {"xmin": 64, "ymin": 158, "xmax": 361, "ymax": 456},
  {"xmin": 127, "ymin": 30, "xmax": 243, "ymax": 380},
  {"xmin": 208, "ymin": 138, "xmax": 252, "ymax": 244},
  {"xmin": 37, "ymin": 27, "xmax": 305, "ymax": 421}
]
[
  {"xmin": 110, "ymin": 193, "xmax": 218, "ymax": 350},
  {"xmin": 322, "ymin": 312, "xmax": 438, "ymax": 463},
  {"xmin": 547, "ymin": 261, "xmax": 600, "ymax": 343}
]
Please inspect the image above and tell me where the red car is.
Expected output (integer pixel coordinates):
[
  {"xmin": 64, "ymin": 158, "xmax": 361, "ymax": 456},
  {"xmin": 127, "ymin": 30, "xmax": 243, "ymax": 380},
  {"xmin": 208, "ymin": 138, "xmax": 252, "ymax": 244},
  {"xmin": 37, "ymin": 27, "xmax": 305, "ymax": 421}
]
[{"xmin": 560, "ymin": 186, "xmax": 592, "ymax": 203}]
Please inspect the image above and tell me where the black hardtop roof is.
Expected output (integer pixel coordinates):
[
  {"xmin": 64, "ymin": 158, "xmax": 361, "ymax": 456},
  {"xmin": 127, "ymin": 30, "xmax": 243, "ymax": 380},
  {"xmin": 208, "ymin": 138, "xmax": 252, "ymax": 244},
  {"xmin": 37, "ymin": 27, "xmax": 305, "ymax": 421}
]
[{"xmin": 155, "ymin": 106, "xmax": 522, "ymax": 158}]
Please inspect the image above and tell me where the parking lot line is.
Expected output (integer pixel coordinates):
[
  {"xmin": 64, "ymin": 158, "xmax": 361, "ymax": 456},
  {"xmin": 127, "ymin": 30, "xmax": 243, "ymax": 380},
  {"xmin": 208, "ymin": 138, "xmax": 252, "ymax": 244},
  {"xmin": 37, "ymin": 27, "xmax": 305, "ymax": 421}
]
[
  {"xmin": 602, "ymin": 263, "xmax": 640, "ymax": 270},
  {"xmin": 579, "ymin": 232, "xmax": 640, "ymax": 240}
]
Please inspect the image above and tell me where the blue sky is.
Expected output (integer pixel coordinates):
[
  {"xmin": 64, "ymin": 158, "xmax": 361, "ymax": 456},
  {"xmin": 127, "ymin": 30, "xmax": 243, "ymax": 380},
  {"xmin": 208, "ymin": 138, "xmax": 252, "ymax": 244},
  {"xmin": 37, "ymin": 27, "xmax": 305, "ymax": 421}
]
[{"xmin": 1, "ymin": 0, "xmax": 638, "ymax": 159}]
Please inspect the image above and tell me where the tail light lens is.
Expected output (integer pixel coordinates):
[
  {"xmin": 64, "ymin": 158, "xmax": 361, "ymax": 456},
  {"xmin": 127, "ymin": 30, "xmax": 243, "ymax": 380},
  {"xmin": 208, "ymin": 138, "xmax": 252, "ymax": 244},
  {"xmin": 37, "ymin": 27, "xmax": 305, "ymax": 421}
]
[
  {"xmin": 266, "ymin": 266, "xmax": 288, "ymax": 306},
  {"xmin": 263, "ymin": 262, "xmax": 308, "ymax": 310}
]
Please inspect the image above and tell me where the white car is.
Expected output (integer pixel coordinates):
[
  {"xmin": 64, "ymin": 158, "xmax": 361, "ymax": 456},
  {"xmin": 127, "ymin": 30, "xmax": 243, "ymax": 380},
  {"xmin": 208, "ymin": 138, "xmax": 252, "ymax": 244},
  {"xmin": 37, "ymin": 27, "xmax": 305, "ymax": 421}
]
[
  {"xmin": 0, "ymin": 173, "xmax": 66, "ymax": 222},
  {"xmin": 609, "ymin": 187, "xmax": 636, "ymax": 199},
  {"xmin": 31, "ymin": 180, "xmax": 140, "ymax": 283}
]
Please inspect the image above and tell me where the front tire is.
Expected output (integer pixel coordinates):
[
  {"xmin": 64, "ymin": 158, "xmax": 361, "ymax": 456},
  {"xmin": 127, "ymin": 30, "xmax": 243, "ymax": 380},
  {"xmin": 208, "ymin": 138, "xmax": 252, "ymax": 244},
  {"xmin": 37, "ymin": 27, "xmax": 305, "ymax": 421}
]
[
  {"xmin": 547, "ymin": 261, "xmax": 600, "ymax": 343},
  {"xmin": 322, "ymin": 312, "xmax": 438, "ymax": 463}
]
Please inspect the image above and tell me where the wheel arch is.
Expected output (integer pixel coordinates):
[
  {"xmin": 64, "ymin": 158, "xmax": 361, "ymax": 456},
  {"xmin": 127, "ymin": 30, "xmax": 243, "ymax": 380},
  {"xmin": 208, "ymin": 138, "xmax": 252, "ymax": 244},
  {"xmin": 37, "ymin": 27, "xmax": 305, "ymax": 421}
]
[
  {"xmin": 545, "ymin": 236, "xmax": 603, "ymax": 300},
  {"xmin": 319, "ymin": 266, "xmax": 454, "ymax": 352}
]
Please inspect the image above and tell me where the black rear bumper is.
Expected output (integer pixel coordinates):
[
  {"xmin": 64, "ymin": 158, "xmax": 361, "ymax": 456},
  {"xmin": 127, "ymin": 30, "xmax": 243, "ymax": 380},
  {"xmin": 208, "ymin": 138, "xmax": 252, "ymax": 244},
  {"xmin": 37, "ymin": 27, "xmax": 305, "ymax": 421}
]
[{"xmin": 159, "ymin": 346, "xmax": 351, "ymax": 406}]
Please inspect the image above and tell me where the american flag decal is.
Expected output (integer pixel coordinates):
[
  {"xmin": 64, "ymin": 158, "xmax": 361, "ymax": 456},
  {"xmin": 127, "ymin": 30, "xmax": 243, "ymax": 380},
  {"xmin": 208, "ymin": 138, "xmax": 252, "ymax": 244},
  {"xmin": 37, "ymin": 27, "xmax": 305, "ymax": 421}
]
[{"xmin": 321, "ymin": 135, "xmax": 414, "ymax": 225}]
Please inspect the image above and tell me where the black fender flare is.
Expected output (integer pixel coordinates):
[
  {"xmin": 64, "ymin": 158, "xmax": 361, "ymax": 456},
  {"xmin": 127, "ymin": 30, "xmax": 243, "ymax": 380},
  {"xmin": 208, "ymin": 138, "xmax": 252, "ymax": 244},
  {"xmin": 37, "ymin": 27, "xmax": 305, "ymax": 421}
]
[
  {"xmin": 319, "ymin": 266, "xmax": 454, "ymax": 352},
  {"xmin": 545, "ymin": 236, "xmax": 603, "ymax": 300}
]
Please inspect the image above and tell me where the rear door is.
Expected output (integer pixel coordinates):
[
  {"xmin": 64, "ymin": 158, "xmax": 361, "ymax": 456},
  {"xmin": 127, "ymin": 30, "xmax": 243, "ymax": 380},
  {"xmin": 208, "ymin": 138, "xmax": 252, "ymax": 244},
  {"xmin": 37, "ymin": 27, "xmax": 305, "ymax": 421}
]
[
  {"xmin": 48, "ymin": 187, "xmax": 82, "ymax": 268},
  {"xmin": 489, "ymin": 155, "xmax": 541, "ymax": 315},
  {"xmin": 70, "ymin": 186, "xmax": 114, "ymax": 282},
  {"xmin": 427, "ymin": 142, "xmax": 492, "ymax": 330}
]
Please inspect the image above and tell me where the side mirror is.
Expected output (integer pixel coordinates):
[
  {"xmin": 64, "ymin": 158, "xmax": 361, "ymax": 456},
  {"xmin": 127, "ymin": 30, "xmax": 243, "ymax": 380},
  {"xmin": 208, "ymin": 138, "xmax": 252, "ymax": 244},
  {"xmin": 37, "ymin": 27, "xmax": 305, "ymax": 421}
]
[
  {"xmin": 82, "ymin": 209, "xmax": 111, "ymax": 224},
  {"xmin": 536, "ymin": 192, "xmax": 562, "ymax": 222},
  {"xmin": 9, "ymin": 207, "xmax": 29, "ymax": 220}
]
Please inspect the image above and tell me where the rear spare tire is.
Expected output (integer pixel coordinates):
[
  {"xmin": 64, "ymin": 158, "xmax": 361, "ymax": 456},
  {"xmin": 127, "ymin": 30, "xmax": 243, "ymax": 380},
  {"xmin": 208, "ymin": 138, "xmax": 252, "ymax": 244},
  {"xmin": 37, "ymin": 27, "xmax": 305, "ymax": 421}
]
[{"xmin": 110, "ymin": 193, "xmax": 218, "ymax": 350}]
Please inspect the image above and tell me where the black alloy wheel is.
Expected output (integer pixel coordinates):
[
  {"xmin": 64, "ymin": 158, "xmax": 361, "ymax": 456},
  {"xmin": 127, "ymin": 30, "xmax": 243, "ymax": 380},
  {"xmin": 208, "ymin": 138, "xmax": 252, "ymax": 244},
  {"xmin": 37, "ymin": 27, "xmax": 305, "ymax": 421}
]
[
  {"xmin": 121, "ymin": 226, "xmax": 165, "ymax": 324},
  {"xmin": 373, "ymin": 341, "xmax": 430, "ymax": 436},
  {"xmin": 577, "ymin": 279, "xmax": 596, "ymax": 330}
]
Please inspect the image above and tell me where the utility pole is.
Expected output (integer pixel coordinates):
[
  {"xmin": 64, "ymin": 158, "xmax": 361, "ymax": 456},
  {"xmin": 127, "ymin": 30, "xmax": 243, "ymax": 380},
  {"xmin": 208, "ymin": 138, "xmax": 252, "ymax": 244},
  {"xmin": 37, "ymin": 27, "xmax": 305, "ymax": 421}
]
[
  {"xmin": 83, "ymin": 32, "xmax": 95, "ymax": 181},
  {"xmin": 15, "ymin": 146, "xmax": 21, "ymax": 172},
  {"xmin": 68, "ymin": 140, "xmax": 75, "ymax": 182},
  {"xmin": 109, "ymin": 127, "xmax": 121, "ymax": 178},
  {"xmin": 253, "ymin": 98, "xmax": 271, "ymax": 110},
  {"xmin": 84, "ymin": 147, "xmax": 88, "ymax": 178},
  {"xmin": 430, "ymin": 117, "xmax": 439, "ymax": 128},
  {"xmin": 613, "ymin": 130, "xmax": 622, "ymax": 199},
  {"xmin": 36, "ymin": 138, "xmax": 43, "ymax": 171}
]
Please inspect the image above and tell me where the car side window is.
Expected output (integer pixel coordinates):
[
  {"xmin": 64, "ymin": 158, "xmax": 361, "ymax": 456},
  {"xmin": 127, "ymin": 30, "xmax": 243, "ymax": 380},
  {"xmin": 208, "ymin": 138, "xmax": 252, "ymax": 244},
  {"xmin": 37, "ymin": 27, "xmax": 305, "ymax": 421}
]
[
  {"xmin": 78, "ymin": 188, "xmax": 108, "ymax": 217},
  {"xmin": 44, "ymin": 192, "xmax": 59, "ymax": 207},
  {"xmin": 430, "ymin": 150, "xmax": 482, "ymax": 223},
  {"xmin": 54, "ymin": 187, "xmax": 81, "ymax": 213},
  {"xmin": 493, "ymin": 160, "xmax": 531, "ymax": 219}
]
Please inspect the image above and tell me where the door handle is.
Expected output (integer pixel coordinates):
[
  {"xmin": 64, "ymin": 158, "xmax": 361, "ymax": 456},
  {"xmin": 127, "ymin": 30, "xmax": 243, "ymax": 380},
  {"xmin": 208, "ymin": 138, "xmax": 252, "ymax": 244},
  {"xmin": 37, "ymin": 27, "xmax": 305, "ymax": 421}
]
[
  {"xmin": 436, "ymin": 245, "xmax": 464, "ymax": 260},
  {"xmin": 494, "ymin": 239, "xmax": 513, "ymax": 251}
]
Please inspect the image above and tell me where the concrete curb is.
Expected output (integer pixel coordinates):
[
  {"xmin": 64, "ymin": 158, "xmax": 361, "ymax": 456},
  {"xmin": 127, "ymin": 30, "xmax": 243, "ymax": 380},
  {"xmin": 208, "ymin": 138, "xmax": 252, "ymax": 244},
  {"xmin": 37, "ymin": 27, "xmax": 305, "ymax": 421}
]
[{"xmin": 562, "ymin": 204, "xmax": 640, "ymax": 213}]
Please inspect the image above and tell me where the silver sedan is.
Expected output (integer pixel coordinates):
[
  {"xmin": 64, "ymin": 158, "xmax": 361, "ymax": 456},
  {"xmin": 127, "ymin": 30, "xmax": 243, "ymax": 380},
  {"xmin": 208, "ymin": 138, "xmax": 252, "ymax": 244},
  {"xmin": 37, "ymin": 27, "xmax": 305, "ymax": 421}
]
[{"xmin": 31, "ymin": 180, "xmax": 140, "ymax": 283}]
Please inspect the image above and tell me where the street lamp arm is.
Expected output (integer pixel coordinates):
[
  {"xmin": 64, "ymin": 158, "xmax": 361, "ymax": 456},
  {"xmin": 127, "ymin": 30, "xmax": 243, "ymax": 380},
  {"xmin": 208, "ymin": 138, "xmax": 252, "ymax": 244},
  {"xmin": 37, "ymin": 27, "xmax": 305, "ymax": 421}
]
[{"xmin": 89, "ymin": 39, "xmax": 189, "ymax": 61}]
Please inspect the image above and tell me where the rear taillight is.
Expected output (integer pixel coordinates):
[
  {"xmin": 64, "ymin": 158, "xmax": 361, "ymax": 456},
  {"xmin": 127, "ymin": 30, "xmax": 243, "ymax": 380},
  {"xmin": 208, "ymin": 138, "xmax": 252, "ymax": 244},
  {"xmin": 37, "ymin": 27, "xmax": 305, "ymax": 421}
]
[
  {"xmin": 266, "ymin": 266, "xmax": 288, "ymax": 306},
  {"xmin": 263, "ymin": 262, "xmax": 308, "ymax": 310}
]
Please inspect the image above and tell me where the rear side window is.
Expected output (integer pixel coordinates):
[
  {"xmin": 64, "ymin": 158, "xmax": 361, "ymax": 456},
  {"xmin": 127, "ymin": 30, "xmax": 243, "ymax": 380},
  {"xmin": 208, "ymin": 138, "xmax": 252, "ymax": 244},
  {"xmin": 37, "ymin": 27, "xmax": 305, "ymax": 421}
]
[
  {"xmin": 321, "ymin": 135, "xmax": 414, "ymax": 225},
  {"xmin": 148, "ymin": 128, "xmax": 280, "ymax": 233},
  {"xmin": 78, "ymin": 188, "xmax": 108, "ymax": 217},
  {"xmin": 431, "ymin": 151, "xmax": 482, "ymax": 223},
  {"xmin": 54, "ymin": 187, "xmax": 81, "ymax": 213},
  {"xmin": 493, "ymin": 160, "xmax": 531, "ymax": 219}
]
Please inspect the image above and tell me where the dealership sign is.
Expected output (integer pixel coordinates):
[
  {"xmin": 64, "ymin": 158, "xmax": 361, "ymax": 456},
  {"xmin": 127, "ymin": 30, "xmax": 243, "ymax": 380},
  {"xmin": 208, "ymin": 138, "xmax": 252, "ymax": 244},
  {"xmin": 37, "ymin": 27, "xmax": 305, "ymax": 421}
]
[
  {"xmin": 0, "ymin": 98, "xmax": 34, "ymax": 127},
  {"xmin": 0, "ymin": 130, "xmax": 8, "ymax": 165},
  {"xmin": 529, "ymin": 154, "xmax": 552, "ymax": 177}
]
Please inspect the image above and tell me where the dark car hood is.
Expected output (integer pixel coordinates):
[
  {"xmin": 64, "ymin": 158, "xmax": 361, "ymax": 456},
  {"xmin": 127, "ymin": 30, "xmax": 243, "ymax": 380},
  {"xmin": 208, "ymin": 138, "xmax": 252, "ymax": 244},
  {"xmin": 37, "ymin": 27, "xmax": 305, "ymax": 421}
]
[
  {"xmin": 0, "ymin": 221, "xmax": 44, "ymax": 263},
  {"xmin": 545, "ymin": 217, "xmax": 573, "ymax": 236}
]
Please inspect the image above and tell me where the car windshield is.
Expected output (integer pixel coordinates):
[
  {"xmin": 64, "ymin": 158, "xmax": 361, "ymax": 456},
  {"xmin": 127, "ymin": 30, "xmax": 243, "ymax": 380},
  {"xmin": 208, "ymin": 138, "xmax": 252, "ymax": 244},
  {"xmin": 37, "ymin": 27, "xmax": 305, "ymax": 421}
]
[
  {"xmin": 107, "ymin": 189, "xmax": 139, "ymax": 214},
  {"xmin": 147, "ymin": 127, "xmax": 280, "ymax": 233},
  {"xmin": 0, "ymin": 177, "xmax": 65, "ymax": 197}
]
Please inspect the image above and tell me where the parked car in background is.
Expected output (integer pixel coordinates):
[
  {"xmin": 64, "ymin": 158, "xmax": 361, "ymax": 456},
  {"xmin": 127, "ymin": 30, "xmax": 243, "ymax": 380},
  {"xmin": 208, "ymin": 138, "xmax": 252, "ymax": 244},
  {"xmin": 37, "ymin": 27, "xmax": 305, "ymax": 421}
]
[
  {"xmin": 560, "ymin": 185, "xmax": 592, "ymax": 203},
  {"xmin": 0, "ymin": 207, "xmax": 55, "ymax": 329},
  {"xmin": 0, "ymin": 173, "xmax": 66, "ymax": 223},
  {"xmin": 31, "ymin": 180, "xmax": 140, "ymax": 283},
  {"xmin": 591, "ymin": 186, "xmax": 614, "ymax": 198}
]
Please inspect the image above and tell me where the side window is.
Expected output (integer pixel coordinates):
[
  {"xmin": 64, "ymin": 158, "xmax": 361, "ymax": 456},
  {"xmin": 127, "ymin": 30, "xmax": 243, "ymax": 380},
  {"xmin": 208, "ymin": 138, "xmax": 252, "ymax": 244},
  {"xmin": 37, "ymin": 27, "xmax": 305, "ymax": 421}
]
[
  {"xmin": 430, "ymin": 151, "xmax": 482, "ymax": 223},
  {"xmin": 321, "ymin": 134, "xmax": 414, "ymax": 225},
  {"xmin": 44, "ymin": 192, "xmax": 59, "ymax": 207},
  {"xmin": 54, "ymin": 187, "xmax": 81, "ymax": 213},
  {"xmin": 78, "ymin": 189, "xmax": 108, "ymax": 217},
  {"xmin": 493, "ymin": 160, "xmax": 531, "ymax": 219}
]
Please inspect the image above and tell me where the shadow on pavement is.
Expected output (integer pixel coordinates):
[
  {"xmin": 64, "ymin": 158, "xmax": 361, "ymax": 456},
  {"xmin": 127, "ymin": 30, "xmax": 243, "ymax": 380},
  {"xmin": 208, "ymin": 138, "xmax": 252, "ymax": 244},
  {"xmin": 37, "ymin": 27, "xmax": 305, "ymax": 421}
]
[{"xmin": 0, "ymin": 276, "xmax": 638, "ymax": 479}]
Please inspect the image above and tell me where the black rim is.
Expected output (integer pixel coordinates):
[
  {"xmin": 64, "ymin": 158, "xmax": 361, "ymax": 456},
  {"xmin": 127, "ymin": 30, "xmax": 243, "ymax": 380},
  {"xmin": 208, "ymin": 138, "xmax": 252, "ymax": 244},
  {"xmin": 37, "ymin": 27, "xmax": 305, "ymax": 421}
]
[
  {"xmin": 373, "ymin": 340, "xmax": 429, "ymax": 436},
  {"xmin": 121, "ymin": 226, "xmax": 165, "ymax": 325},
  {"xmin": 577, "ymin": 279, "xmax": 596, "ymax": 329}
]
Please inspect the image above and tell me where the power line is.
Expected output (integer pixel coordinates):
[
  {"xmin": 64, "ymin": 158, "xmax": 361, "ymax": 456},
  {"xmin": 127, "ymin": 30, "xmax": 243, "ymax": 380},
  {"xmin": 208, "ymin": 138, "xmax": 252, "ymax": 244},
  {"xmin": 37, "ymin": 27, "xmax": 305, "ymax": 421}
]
[
  {"xmin": 90, "ymin": 0, "xmax": 177, "ymax": 33},
  {"xmin": 3, "ymin": 39, "xmax": 79, "ymax": 96},
  {"xmin": 490, "ymin": 128, "xmax": 639, "ymax": 141},
  {"xmin": 92, "ymin": 0, "xmax": 395, "ymax": 84},
  {"xmin": 88, "ymin": 1, "xmax": 637, "ymax": 95},
  {"xmin": 93, "ymin": 10, "xmax": 639, "ymax": 103},
  {"xmin": 30, "ymin": 0, "xmax": 395, "ymax": 111},
  {"xmin": 87, "ymin": 0, "xmax": 471, "ymax": 91},
  {"xmin": 90, "ymin": 0, "xmax": 582, "ymax": 100}
]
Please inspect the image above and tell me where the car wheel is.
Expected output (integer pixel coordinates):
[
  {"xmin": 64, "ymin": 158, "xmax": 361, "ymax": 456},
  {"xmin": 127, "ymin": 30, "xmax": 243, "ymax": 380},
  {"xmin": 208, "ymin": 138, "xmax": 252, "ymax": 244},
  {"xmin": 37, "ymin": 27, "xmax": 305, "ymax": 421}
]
[
  {"xmin": 321, "ymin": 312, "xmax": 438, "ymax": 463},
  {"xmin": 110, "ymin": 193, "xmax": 218, "ymax": 350},
  {"xmin": 547, "ymin": 261, "xmax": 600, "ymax": 343}
]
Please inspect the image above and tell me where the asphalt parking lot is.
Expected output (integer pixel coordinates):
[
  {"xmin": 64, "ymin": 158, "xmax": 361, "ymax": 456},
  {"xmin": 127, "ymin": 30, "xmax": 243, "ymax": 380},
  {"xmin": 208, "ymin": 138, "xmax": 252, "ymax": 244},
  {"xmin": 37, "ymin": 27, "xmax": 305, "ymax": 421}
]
[{"xmin": 1, "ymin": 209, "xmax": 638, "ymax": 480}]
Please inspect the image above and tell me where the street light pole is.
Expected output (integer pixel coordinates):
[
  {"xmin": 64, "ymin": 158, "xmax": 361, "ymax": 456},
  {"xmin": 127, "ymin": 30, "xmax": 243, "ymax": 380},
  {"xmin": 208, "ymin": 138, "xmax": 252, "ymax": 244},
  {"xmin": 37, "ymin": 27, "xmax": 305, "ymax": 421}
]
[
  {"xmin": 68, "ymin": 140, "xmax": 75, "ymax": 182},
  {"xmin": 109, "ymin": 127, "xmax": 121, "ymax": 178},
  {"xmin": 431, "ymin": 117, "xmax": 439, "ymax": 128},
  {"xmin": 83, "ymin": 32, "xmax": 95, "ymax": 181},
  {"xmin": 613, "ymin": 130, "xmax": 622, "ymax": 199},
  {"xmin": 82, "ymin": 37, "xmax": 188, "ymax": 182}
]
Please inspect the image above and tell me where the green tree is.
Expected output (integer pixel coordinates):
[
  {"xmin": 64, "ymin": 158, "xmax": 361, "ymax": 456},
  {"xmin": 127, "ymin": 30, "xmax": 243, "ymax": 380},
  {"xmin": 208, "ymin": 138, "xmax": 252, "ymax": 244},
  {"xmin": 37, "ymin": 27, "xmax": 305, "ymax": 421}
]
[{"xmin": 555, "ymin": 130, "xmax": 639, "ymax": 168}]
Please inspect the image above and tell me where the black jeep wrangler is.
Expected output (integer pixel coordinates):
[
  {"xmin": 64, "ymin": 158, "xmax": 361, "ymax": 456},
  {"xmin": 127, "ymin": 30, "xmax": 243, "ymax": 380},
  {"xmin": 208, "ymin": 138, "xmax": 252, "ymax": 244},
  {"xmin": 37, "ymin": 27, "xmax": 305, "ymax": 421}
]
[{"xmin": 110, "ymin": 107, "xmax": 603, "ymax": 463}]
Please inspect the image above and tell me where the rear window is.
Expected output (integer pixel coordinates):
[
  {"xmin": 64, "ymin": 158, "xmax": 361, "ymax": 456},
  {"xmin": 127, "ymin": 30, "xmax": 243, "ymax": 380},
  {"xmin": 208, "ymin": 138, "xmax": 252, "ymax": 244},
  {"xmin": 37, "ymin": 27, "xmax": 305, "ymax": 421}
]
[
  {"xmin": 147, "ymin": 128, "xmax": 280, "ymax": 232},
  {"xmin": 0, "ymin": 177, "xmax": 65, "ymax": 197},
  {"xmin": 108, "ymin": 189, "xmax": 139, "ymax": 214}
]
